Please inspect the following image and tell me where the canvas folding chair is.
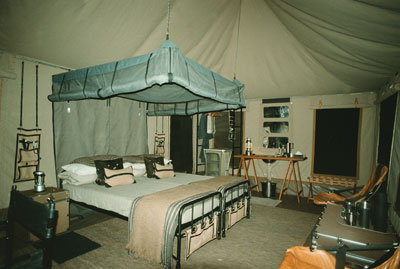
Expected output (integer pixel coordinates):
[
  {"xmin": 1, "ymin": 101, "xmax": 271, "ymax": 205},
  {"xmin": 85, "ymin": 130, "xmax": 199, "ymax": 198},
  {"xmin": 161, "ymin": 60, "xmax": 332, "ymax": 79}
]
[{"xmin": 313, "ymin": 164, "xmax": 388, "ymax": 205}]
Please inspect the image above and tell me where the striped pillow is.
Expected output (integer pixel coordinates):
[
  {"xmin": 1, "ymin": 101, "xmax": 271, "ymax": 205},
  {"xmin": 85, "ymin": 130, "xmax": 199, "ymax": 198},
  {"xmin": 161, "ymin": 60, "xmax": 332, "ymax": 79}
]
[
  {"xmin": 154, "ymin": 163, "xmax": 175, "ymax": 179},
  {"xmin": 104, "ymin": 166, "xmax": 135, "ymax": 187}
]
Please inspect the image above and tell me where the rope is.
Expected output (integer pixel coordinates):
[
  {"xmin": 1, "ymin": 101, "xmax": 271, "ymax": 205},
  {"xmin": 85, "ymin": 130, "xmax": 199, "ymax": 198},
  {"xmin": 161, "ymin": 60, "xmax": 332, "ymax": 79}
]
[
  {"xmin": 166, "ymin": 0, "xmax": 171, "ymax": 40},
  {"xmin": 233, "ymin": 0, "xmax": 242, "ymax": 80},
  {"xmin": 35, "ymin": 65, "xmax": 39, "ymax": 127}
]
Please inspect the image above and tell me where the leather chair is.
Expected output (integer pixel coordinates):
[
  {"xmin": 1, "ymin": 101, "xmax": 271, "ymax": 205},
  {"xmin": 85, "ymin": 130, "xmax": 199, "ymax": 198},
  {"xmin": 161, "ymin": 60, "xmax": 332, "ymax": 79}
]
[
  {"xmin": 279, "ymin": 244, "xmax": 399, "ymax": 269},
  {"xmin": 313, "ymin": 164, "xmax": 388, "ymax": 205},
  {"xmin": 4, "ymin": 186, "xmax": 58, "ymax": 269}
]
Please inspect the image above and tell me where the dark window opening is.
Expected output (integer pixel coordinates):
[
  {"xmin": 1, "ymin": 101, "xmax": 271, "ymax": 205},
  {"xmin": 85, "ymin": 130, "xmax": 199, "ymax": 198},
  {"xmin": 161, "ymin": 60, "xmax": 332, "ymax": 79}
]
[{"xmin": 313, "ymin": 108, "xmax": 361, "ymax": 178}]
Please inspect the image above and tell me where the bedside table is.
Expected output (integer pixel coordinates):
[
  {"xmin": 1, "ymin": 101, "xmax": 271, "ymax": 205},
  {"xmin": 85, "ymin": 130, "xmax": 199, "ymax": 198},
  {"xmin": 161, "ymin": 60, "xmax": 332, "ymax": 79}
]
[{"xmin": 20, "ymin": 187, "xmax": 69, "ymax": 239}]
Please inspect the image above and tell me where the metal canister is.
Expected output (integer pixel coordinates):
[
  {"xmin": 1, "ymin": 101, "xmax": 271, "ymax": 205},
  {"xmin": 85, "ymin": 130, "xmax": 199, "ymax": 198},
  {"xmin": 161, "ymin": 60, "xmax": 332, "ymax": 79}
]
[
  {"xmin": 245, "ymin": 137, "xmax": 252, "ymax": 155},
  {"xmin": 34, "ymin": 171, "xmax": 46, "ymax": 192},
  {"xmin": 358, "ymin": 201, "xmax": 370, "ymax": 229},
  {"xmin": 287, "ymin": 142, "xmax": 294, "ymax": 157}
]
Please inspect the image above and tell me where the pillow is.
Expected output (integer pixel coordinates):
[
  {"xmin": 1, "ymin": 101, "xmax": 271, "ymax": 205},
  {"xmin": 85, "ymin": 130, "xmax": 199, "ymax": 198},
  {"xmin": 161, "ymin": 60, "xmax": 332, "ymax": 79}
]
[
  {"xmin": 94, "ymin": 158, "xmax": 123, "ymax": 185},
  {"xmin": 154, "ymin": 163, "xmax": 175, "ymax": 179},
  {"xmin": 123, "ymin": 162, "xmax": 147, "ymax": 177},
  {"xmin": 61, "ymin": 163, "xmax": 97, "ymax": 176},
  {"xmin": 58, "ymin": 171, "xmax": 97, "ymax": 185},
  {"xmin": 72, "ymin": 154, "xmax": 119, "ymax": 166},
  {"xmin": 104, "ymin": 166, "xmax": 135, "ymax": 187},
  {"xmin": 144, "ymin": 156, "xmax": 164, "ymax": 178}
]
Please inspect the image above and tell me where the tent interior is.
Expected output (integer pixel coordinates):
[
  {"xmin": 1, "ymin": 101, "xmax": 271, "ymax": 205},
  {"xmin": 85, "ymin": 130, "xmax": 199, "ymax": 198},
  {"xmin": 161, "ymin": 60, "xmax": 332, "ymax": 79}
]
[{"xmin": 1, "ymin": 0, "xmax": 400, "ymax": 267}]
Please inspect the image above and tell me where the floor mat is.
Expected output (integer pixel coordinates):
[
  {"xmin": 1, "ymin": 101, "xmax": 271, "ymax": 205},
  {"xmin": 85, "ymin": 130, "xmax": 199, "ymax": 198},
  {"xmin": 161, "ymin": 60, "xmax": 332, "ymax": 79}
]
[
  {"xmin": 251, "ymin": 196, "xmax": 282, "ymax": 207},
  {"xmin": 35, "ymin": 231, "xmax": 101, "ymax": 264}
]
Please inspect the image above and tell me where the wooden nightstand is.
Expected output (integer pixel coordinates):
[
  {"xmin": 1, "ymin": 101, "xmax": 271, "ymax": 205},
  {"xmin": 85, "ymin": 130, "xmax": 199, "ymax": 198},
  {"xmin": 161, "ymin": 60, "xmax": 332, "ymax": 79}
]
[{"xmin": 20, "ymin": 187, "xmax": 69, "ymax": 239}]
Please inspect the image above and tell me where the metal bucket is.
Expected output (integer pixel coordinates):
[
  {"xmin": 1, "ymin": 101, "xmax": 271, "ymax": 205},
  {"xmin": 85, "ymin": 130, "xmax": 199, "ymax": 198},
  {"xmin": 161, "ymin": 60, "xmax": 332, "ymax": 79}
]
[{"xmin": 261, "ymin": 181, "xmax": 276, "ymax": 198}]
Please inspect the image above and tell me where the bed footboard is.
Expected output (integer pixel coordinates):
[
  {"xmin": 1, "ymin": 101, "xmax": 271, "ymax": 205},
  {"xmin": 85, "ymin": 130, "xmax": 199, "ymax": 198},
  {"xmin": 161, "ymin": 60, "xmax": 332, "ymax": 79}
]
[
  {"xmin": 222, "ymin": 180, "xmax": 251, "ymax": 238},
  {"xmin": 174, "ymin": 191, "xmax": 222, "ymax": 269}
]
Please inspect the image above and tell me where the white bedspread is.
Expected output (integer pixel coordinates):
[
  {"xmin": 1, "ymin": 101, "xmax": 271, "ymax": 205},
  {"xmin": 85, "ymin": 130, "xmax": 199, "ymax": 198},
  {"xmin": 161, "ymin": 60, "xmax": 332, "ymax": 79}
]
[{"xmin": 63, "ymin": 173, "xmax": 214, "ymax": 217}]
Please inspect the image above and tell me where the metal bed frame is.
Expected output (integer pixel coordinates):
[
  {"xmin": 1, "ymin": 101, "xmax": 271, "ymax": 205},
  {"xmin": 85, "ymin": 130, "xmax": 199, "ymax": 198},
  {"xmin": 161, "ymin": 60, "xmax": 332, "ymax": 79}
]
[{"xmin": 174, "ymin": 180, "xmax": 251, "ymax": 268}]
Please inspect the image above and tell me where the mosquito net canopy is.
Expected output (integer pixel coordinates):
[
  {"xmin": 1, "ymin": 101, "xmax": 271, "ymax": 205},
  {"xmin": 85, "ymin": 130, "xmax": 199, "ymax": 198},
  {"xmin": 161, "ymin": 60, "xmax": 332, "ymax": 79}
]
[{"xmin": 48, "ymin": 40, "xmax": 245, "ymax": 115}]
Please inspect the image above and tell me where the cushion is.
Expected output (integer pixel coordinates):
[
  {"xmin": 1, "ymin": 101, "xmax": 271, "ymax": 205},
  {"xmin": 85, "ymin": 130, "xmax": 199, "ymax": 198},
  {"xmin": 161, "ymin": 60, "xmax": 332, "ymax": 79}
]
[
  {"xmin": 144, "ymin": 156, "xmax": 164, "ymax": 178},
  {"xmin": 154, "ymin": 163, "xmax": 175, "ymax": 179},
  {"xmin": 104, "ymin": 166, "xmax": 135, "ymax": 187},
  {"xmin": 94, "ymin": 158, "xmax": 123, "ymax": 185},
  {"xmin": 61, "ymin": 163, "xmax": 97, "ymax": 176}
]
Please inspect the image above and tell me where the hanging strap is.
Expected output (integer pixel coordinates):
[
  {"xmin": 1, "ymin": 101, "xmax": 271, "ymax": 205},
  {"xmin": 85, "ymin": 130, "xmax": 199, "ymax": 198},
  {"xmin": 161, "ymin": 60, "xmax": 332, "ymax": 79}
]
[
  {"xmin": 155, "ymin": 115, "xmax": 158, "ymax": 134},
  {"xmin": 19, "ymin": 61, "xmax": 24, "ymax": 127},
  {"xmin": 161, "ymin": 116, "xmax": 164, "ymax": 134},
  {"xmin": 18, "ymin": 62, "xmax": 40, "ymax": 129}
]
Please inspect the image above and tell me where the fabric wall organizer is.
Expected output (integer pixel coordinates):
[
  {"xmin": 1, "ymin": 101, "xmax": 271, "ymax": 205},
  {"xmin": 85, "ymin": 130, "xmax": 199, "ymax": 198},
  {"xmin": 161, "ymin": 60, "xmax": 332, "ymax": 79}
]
[{"xmin": 14, "ymin": 62, "xmax": 41, "ymax": 182}]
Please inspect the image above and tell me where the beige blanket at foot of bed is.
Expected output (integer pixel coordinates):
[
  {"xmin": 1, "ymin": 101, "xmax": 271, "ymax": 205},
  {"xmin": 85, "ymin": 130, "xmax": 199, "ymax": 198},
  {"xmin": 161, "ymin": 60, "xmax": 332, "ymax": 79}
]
[
  {"xmin": 126, "ymin": 176, "xmax": 245, "ymax": 265},
  {"xmin": 191, "ymin": 176, "xmax": 244, "ymax": 190}
]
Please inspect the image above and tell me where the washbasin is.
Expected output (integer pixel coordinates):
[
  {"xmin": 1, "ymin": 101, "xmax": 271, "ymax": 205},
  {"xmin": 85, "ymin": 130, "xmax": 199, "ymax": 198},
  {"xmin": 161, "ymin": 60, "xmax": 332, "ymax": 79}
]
[
  {"xmin": 262, "ymin": 156, "xmax": 276, "ymax": 181},
  {"xmin": 262, "ymin": 156, "xmax": 277, "ymax": 164}
]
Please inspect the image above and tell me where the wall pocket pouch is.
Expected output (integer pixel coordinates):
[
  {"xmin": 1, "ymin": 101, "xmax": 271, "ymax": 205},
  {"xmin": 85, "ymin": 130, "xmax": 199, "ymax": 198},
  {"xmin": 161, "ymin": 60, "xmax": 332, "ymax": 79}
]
[
  {"xmin": 18, "ymin": 149, "xmax": 39, "ymax": 163},
  {"xmin": 17, "ymin": 165, "xmax": 38, "ymax": 181}
]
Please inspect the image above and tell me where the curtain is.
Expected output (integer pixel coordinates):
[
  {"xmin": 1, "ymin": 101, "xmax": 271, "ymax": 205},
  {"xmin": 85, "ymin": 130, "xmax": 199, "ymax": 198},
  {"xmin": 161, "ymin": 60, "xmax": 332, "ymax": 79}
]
[{"xmin": 53, "ymin": 97, "xmax": 147, "ymax": 172}]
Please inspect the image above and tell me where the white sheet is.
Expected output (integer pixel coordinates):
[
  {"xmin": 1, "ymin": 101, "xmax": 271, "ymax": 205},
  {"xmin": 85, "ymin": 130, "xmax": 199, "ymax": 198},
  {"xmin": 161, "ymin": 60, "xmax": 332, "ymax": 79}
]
[{"xmin": 63, "ymin": 173, "xmax": 214, "ymax": 217}]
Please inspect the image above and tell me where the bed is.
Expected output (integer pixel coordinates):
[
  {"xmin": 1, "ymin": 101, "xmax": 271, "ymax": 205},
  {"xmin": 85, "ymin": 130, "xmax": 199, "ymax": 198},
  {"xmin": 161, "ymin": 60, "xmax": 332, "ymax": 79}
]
[
  {"xmin": 49, "ymin": 39, "xmax": 247, "ymax": 268},
  {"xmin": 61, "ymin": 172, "xmax": 216, "ymax": 218},
  {"xmin": 58, "ymin": 156, "xmax": 250, "ymax": 268}
]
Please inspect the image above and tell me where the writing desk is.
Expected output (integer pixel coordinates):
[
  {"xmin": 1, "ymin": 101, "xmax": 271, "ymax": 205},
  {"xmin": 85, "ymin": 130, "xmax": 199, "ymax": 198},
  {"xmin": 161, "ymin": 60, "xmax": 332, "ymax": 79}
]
[{"xmin": 234, "ymin": 154, "xmax": 307, "ymax": 204}]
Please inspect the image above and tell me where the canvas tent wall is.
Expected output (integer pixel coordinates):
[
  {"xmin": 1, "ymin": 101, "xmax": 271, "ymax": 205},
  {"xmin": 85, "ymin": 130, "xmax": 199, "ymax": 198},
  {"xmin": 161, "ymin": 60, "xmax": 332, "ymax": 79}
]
[
  {"xmin": 0, "ymin": 52, "xmax": 63, "ymax": 208},
  {"xmin": 244, "ymin": 92, "xmax": 378, "ymax": 193},
  {"xmin": 1, "ymin": 0, "xmax": 399, "ymax": 100}
]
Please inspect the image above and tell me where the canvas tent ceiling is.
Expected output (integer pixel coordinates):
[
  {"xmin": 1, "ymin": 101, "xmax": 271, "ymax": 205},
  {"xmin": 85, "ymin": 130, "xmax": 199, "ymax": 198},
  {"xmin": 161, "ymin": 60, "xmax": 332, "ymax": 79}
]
[
  {"xmin": 0, "ymin": 0, "xmax": 399, "ymax": 99},
  {"xmin": 48, "ymin": 40, "xmax": 245, "ymax": 115}
]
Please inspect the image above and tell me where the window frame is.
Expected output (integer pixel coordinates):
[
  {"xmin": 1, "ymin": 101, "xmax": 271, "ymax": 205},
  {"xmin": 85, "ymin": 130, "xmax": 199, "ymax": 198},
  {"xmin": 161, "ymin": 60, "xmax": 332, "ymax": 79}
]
[
  {"xmin": 311, "ymin": 108, "xmax": 362, "ymax": 180},
  {"xmin": 260, "ymin": 101, "xmax": 293, "ymax": 153}
]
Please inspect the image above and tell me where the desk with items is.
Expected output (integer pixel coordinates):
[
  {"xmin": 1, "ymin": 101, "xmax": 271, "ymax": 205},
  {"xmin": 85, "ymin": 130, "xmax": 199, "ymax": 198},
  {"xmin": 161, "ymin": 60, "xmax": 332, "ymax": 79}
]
[{"xmin": 234, "ymin": 154, "xmax": 307, "ymax": 204}]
